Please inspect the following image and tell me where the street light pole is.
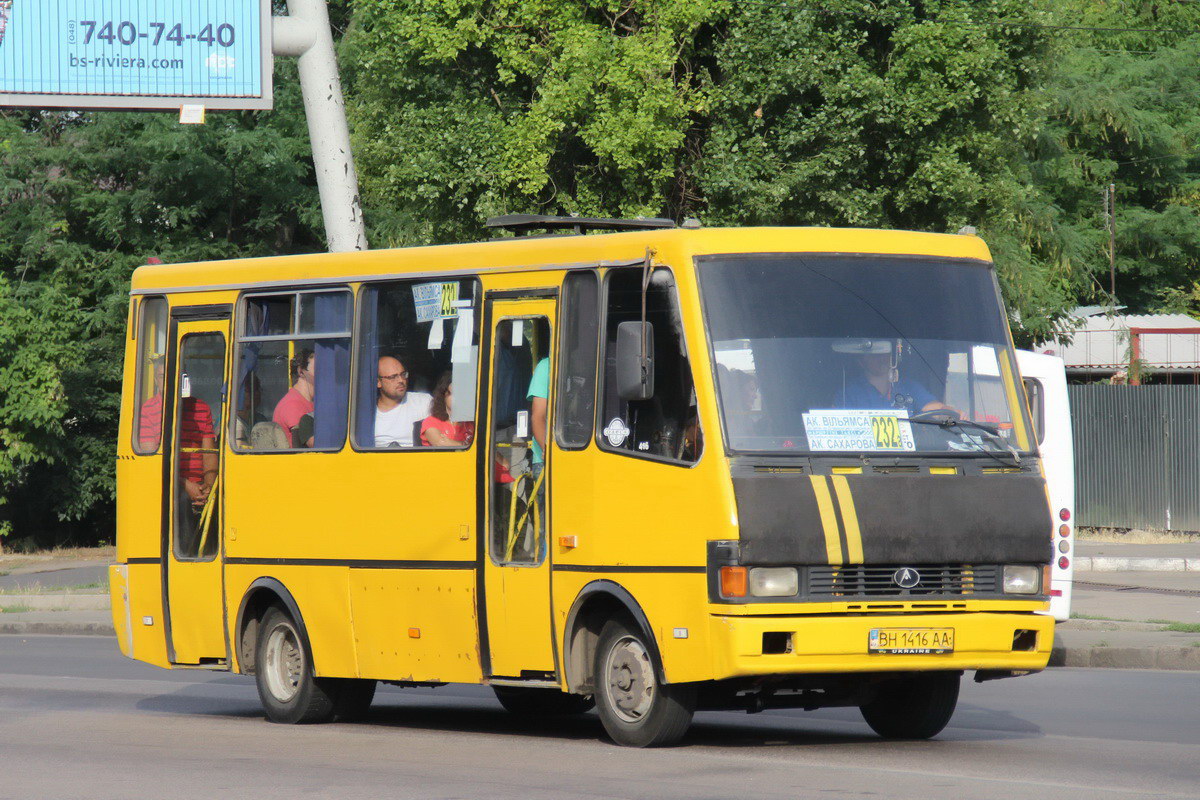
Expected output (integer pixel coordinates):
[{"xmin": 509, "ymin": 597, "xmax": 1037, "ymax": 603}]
[{"xmin": 273, "ymin": 1, "xmax": 367, "ymax": 253}]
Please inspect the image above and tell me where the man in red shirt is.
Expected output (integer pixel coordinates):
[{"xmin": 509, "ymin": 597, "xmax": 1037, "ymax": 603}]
[{"xmin": 137, "ymin": 359, "xmax": 218, "ymax": 517}]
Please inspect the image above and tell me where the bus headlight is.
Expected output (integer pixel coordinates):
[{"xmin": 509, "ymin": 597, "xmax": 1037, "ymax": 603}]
[
  {"xmin": 1003, "ymin": 565, "xmax": 1040, "ymax": 595},
  {"xmin": 749, "ymin": 567, "xmax": 799, "ymax": 597}
]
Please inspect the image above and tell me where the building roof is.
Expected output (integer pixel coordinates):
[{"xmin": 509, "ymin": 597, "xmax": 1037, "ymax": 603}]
[{"xmin": 1037, "ymin": 308, "xmax": 1200, "ymax": 372}]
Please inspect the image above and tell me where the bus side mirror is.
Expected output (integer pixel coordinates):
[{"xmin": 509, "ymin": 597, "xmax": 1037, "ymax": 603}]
[{"xmin": 616, "ymin": 321, "xmax": 654, "ymax": 401}]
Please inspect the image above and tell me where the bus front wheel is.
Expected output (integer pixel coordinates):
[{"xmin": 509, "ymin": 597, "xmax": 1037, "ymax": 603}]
[
  {"xmin": 255, "ymin": 606, "xmax": 337, "ymax": 724},
  {"xmin": 859, "ymin": 673, "xmax": 960, "ymax": 739},
  {"xmin": 593, "ymin": 620, "xmax": 695, "ymax": 747}
]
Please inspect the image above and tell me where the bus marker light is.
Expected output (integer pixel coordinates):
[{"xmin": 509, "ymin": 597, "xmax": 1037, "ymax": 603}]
[
  {"xmin": 408, "ymin": 628, "xmax": 421, "ymax": 639},
  {"xmin": 673, "ymin": 628, "xmax": 689, "ymax": 639},
  {"xmin": 1058, "ymin": 556, "xmax": 1070, "ymax": 569},
  {"xmin": 558, "ymin": 535, "xmax": 578, "ymax": 548},
  {"xmin": 720, "ymin": 567, "xmax": 748, "ymax": 598},
  {"xmin": 1049, "ymin": 589, "xmax": 1063, "ymax": 597},
  {"xmin": 142, "ymin": 616, "xmax": 154, "ymax": 626},
  {"xmin": 1059, "ymin": 508, "xmax": 1071, "ymax": 522}
]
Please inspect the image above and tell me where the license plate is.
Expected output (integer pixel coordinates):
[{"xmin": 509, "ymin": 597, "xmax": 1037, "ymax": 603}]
[{"xmin": 868, "ymin": 628, "xmax": 954, "ymax": 654}]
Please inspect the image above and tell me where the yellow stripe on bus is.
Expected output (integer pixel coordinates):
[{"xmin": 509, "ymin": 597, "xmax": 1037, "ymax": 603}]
[
  {"xmin": 831, "ymin": 475, "xmax": 864, "ymax": 564},
  {"xmin": 809, "ymin": 476, "xmax": 844, "ymax": 565}
]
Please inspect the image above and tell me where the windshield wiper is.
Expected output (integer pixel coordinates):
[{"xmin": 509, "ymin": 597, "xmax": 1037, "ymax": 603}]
[{"xmin": 906, "ymin": 413, "xmax": 1021, "ymax": 467}]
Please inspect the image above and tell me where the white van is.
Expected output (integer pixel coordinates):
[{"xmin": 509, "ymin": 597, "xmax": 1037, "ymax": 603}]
[{"xmin": 1017, "ymin": 350, "xmax": 1075, "ymax": 621}]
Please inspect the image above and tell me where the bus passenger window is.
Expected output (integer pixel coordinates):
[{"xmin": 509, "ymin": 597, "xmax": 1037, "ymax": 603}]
[
  {"xmin": 233, "ymin": 290, "xmax": 351, "ymax": 451},
  {"xmin": 133, "ymin": 297, "xmax": 168, "ymax": 454},
  {"xmin": 353, "ymin": 278, "xmax": 480, "ymax": 450},
  {"xmin": 599, "ymin": 268, "xmax": 702, "ymax": 463},
  {"xmin": 556, "ymin": 271, "xmax": 599, "ymax": 449}
]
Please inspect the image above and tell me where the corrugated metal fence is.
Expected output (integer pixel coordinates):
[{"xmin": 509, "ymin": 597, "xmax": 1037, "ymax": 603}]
[{"xmin": 1069, "ymin": 385, "xmax": 1200, "ymax": 531}]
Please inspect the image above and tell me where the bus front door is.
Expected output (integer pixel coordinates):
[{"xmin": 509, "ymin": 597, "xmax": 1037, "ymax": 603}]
[
  {"xmin": 164, "ymin": 317, "xmax": 230, "ymax": 664},
  {"xmin": 482, "ymin": 302, "xmax": 556, "ymax": 678}
]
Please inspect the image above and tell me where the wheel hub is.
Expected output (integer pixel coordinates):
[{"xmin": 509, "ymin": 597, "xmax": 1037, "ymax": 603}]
[
  {"xmin": 605, "ymin": 636, "xmax": 655, "ymax": 723},
  {"xmin": 264, "ymin": 624, "xmax": 302, "ymax": 703}
]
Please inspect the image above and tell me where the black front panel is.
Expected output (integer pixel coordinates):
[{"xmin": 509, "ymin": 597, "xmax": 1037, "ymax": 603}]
[
  {"xmin": 734, "ymin": 470, "xmax": 1051, "ymax": 566},
  {"xmin": 734, "ymin": 473, "xmax": 830, "ymax": 564}
]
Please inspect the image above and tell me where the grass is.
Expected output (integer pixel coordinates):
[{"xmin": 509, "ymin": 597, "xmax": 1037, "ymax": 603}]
[
  {"xmin": 0, "ymin": 577, "xmax": 109, "ymax": 596},
  {"xmin": 1164, "ymin": 623, "xmax": 1200, "ymax": 633},
  {"xmin": 0, "ymin": 545, "xmax": 115, "ymax": 567},
  {"xmin": 0, "ymin": 605, "xmax": 33, "ymax": 614},
  {"xmin": 1077, "ymin": 527, "xmax": 1200, "ymax": 543}
]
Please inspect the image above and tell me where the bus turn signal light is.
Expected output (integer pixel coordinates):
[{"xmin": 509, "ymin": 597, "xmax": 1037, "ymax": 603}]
[
  {"xmin": 1059, "ymin": 524, "xmax": 1070, "ymax": 537},
  {"xmin": 720, "ymin": 566, "xmax": 748, "ymax": 598}
]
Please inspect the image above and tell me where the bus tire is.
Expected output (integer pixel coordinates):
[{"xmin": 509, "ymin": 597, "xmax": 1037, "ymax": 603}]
[
  {"xmin": 593, "ymin": 619, "xmax": 694, "ymax": 747},
  {"xmin": 859, "ymin": 672, "xmax": 960, "ymax": 740},
  {"xmin": 493, "ymin": 686, "xmax": 595, "ymax": 716},
  {"xmin": 255, "ymin": 606, "xmax": 336, "ymax": 724},
  {"xmin": 331, "ymin": 678, "xmax": 377, "ymax": 722}
]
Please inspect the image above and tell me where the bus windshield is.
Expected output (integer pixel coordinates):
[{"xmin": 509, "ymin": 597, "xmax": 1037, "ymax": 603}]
[{"xmin": 698, "ymin": 254, "xmax": 1032, "ymax": 456}]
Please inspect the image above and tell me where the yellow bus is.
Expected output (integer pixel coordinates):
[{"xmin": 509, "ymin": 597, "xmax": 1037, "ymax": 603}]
[{"xmin": 111, "ymin": 216, "xmax": 1054, "ymax": 747}]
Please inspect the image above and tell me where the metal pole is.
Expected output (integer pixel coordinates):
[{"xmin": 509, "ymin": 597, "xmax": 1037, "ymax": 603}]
[
  {"xmin": 274, "ymin": 1, "xmax": 367, "ymax": 252},
  {"xmin": 1109, "ymin": 182, "xmax": 1116, "ymax": 297}
]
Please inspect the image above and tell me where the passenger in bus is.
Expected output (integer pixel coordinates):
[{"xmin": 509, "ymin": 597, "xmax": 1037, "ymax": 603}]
[
  {"xmin": 136, "ymin": 358, "xmax": 217, "ymax": 509},
  {"xmin": 375, "ymin": 355, "xmax": 432, "ymax": 447},
  {"xmin": 527, "ymin": 357, "xmax": 550, "ymax": 490},
  {"xmin": 273, "ymin": 349, "xmax": 315, "ymax": 447},
  {"xmin": 137, "ymin": 359, "xmax": 168, "ymax": 452},
  {"xmin": 833, "ymin": 340, "xmax": 953, "ymax": 415},
  {"xmin": 420, "ymin": 372, "xmax": 473, "ymax": 447}
]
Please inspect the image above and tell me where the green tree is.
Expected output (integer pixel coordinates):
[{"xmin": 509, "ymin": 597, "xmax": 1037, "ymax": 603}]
[
  {"xmin": 348, "ymin": 0, "xmax": 729, "ymax": 245},
  {"xmin": 1032, "ymin": 1, "xmax": 1200, "ymax": 315}
]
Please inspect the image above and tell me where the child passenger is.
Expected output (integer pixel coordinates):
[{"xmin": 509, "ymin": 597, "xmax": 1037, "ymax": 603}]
[{"xmin": 421, "ymin": 372, "xmax": 474, "ymax": 447}]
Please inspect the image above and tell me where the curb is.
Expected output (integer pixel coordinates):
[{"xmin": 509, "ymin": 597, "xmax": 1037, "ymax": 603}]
[
  {"xmin": 1050, "ymin": 644, "xmax": 1200, "ymax": 670},
  {"xmin": 0, "ymin": 621, "xmax": 115, "ymax": 636},
  {"xmin": 1074, "ymin": 556, "xmax": 1200, "ymax": 572}
]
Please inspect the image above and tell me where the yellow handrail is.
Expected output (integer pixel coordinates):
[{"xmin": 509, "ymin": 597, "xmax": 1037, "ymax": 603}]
[
  {"xmin": 503, "ymin": 467, "xmax": 545, "ymax": 562},
  {"xmin": 195, "ymin": 475, "xmax": 220, "ymax": 555}
]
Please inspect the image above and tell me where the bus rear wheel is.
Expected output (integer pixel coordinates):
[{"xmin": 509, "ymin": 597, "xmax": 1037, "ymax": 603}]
[
  {"xmin": 859, "ymin": 673, "xmax": 960, "ymax": 739},
  {"xmin": 255, "ymin": 606, "xmax": 337, "ymax": 724},
  {"xmin": 493, "ymin": 686, "xmax": 594, "ymax": 716},
  {"xmin": 593, "ymin": 620, "xmax": 695, "ymax": 747}
]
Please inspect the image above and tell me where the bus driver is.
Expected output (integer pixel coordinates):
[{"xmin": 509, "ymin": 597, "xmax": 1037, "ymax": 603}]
[{"xmin": 833, "ymin": 339, "xmax": 953, "ymax": 416}]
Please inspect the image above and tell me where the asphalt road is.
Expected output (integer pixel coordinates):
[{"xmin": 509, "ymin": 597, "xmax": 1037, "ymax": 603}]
[{"xmin": 1, "ymin": 635, "xmax": 1197, "ymax": 800}]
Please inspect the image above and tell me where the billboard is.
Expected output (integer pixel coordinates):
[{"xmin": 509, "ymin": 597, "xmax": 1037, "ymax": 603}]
[{"xmin": 0, "ymin": 0, "xmax": 271, "ymax": 110}]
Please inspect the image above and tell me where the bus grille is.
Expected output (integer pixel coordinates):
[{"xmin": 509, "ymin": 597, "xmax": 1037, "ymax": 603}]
[{"xmin": 806, "ymin": 564, "xmax": 1000, "ymax": 598}]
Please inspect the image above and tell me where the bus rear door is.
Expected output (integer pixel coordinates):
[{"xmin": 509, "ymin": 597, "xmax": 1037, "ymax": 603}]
[{"xmin": 164, "ymin": 312, "xmax": 230, "ymax": 664}]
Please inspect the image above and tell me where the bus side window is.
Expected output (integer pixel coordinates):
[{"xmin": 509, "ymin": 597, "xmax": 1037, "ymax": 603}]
[
  {"xmin": 353, "ymin": 278, "xmax": 480, "ymax": 450},
  {"xmin": 556, "ymin": 271, "xmax": 599, "ymax": 449},
  {"xmin": 598, "ymin": 267, "xmax": 701, "ymax": 463},
  {"xmin": 1024, "ymin": 378, "xmax": 1045, "ymax": 445},
  {"xmin": 132, "ymin": 296, "xmax": 168, "ymax": 455},
  {"xmin": 233, "ymin": 290, "xmax": 352, "ymax": 452}
]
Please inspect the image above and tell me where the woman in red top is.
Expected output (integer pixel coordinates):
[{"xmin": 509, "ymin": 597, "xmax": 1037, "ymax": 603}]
[{"xmin": 421, "ymin": 372, "xmax": 473, "ymax": 447}]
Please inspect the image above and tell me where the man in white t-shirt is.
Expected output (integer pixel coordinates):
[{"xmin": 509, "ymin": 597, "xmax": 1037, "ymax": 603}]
[{"xmin": 375, "ymin": 355, "xmax": 433, "ymax": 447}]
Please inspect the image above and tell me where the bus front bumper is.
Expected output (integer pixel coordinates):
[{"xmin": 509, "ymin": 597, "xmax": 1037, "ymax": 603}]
[{"xmin": 708, "ymin": 611, "xmax": 1055, "ymax": 680}]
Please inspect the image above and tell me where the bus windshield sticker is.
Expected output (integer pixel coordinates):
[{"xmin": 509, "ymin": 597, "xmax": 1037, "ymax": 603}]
[
  {"xmin": 428, "ymin": 317, "xmax": 445, "ymax": 350},
  {"xmin": 412, "ymin": 282, "xmax": 460, "ymax": 323},
  {"xmin": 451, "ymin": 308, "xmax": 473, "ymax": 363},
  {"xmin": 802, "ymin": 409, "xmax": 915, "ymax": 452},
  {"xmin": 603, "ymin": 417, "xmax": 630, "ymax": 447}
]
